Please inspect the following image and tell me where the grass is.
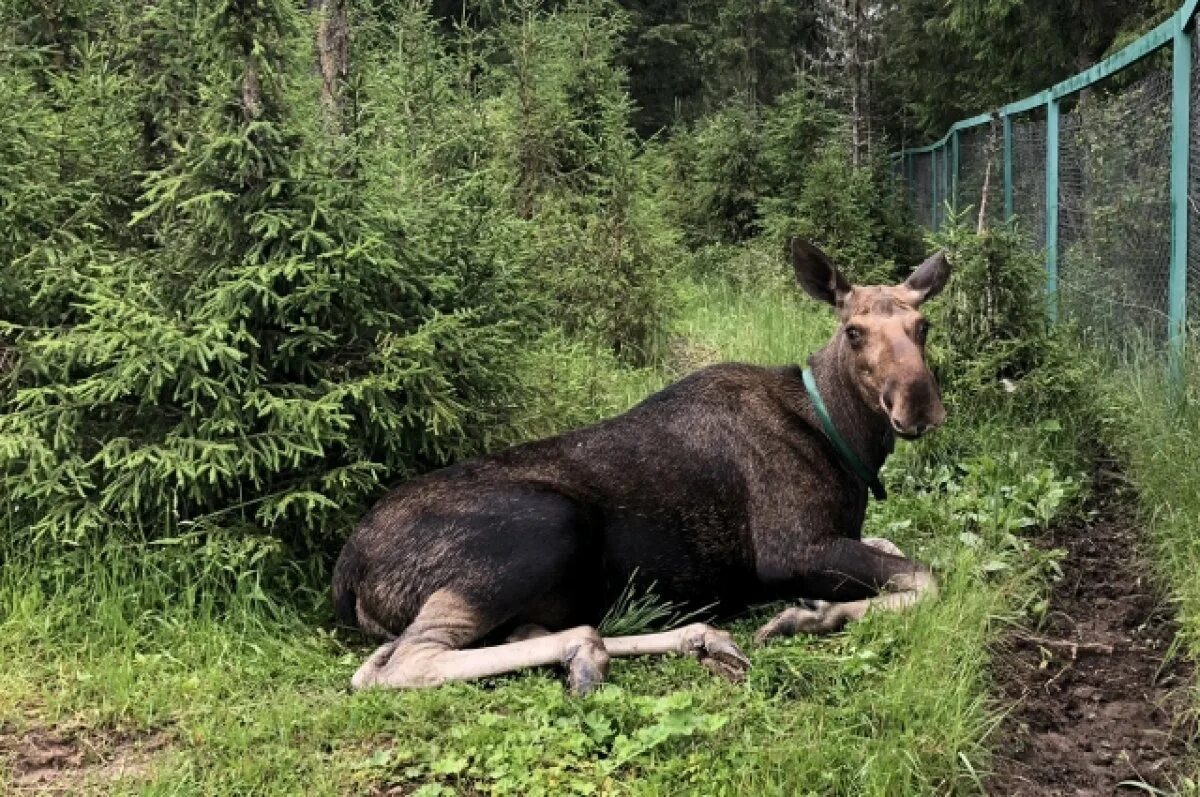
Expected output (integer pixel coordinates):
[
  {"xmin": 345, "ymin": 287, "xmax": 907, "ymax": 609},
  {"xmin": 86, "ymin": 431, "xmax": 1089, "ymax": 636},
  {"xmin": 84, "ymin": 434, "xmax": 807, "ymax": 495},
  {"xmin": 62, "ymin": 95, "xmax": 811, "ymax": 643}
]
[
  {"xmin": 1093, "ymin": 352, "xmax": 1200, "ymax": 790},
  {"xmin": 1097, "ymin": 356, "xmax": 1200, "ymax": 632},
  {"xmin": 0, "ymin": 274, "xmax": 1088, "ymax": 795}
]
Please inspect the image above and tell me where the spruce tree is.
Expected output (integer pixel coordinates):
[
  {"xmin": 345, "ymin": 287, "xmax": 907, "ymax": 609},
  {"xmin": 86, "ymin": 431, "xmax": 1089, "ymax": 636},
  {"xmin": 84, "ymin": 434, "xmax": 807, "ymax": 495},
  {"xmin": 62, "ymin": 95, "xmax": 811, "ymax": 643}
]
[
  {"xmin": 489, "ymin": 0, "xmax": 676, "ymax": 363},
  {"xmin": 1, "ymin": 0, "xmax": 526, "ymax": 569}
]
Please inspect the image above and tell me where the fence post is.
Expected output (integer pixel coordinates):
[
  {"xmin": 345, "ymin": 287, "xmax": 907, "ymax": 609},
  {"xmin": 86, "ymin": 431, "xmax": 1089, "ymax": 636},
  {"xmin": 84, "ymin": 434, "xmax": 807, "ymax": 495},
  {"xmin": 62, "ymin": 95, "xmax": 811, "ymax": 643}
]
[
  {"xmin": 931, "ymin": 146, "xmax": 939, "ymax": 230},
  {"xmin": 1003, "ymin": 112, "xmax": 1014, "ymax": 221},
  {"xmin": 1045, "ymin": 94, "xmax": 1060, "ymax": 324},
  {"xmin": 1170, "ymin": 22, "xmax": 1191, "ymax": 388},
  {"xmin": 951, "ymin": 130, "xmax": 960, "ymax": 213}
]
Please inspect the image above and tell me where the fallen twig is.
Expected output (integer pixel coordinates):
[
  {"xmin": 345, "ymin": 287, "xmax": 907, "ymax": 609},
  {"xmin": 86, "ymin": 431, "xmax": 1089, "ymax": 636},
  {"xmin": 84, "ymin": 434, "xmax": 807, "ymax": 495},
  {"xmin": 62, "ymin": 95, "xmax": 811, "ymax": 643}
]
[{"xmin": 1015, "ymin": 632, "xmax": 1117, "ymax": 658}]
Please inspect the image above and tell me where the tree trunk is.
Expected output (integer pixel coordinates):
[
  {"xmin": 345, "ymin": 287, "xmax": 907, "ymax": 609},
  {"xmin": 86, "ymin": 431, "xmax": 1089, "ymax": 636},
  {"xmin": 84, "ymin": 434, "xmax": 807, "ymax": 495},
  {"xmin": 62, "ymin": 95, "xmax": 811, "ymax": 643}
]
[
  {"xmin": 848, "ymin": 0, "xmax": 862, "ymax": 167},
  {"xmin": 318, "ymin": 0, "xmax": 351, "ymax": 128},
  {"xmin": 243, "ymin": 55, "xmax": 262, "ymax": 122}
]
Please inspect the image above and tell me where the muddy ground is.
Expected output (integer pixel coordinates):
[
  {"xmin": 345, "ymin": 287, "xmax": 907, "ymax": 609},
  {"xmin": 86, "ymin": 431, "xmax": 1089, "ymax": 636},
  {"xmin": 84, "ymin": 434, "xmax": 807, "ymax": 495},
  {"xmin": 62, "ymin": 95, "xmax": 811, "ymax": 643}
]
[
  {"xmin": 0, "ymin": 725, "xmax": 167, "ymax": 793},
  {"xmin": 987, "ymin": 472, "xmax": 1195, "ymax": 795}
]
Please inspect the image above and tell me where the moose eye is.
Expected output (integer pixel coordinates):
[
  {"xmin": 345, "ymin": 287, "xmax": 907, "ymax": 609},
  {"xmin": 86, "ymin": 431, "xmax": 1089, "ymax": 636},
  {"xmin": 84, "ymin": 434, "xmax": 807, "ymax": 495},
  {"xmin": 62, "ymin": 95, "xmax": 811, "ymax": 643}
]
[
  {"xmin": 845, "ymin": 326, "xmax": 863, "ymax": 346},
  {"xmin": 916, "ymin": 320, "xmax": 931, "ymax": 343}
]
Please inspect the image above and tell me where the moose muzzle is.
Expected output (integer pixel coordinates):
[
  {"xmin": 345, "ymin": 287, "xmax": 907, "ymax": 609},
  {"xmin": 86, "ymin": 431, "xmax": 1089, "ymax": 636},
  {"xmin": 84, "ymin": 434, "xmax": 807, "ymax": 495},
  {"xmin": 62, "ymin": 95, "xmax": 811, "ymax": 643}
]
[{"xmin": 881, "ymin": 373, "xmax": 947, "ymax": 439}]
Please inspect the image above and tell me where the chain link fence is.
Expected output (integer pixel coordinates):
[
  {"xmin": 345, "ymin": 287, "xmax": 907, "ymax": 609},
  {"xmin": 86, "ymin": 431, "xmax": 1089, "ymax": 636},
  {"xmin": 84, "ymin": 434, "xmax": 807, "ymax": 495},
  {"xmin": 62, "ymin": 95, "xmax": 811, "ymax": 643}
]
[
  {"xmin": 1010, "ymin": 111, "xmax": 1048, "ymax": 253},
  {"xmin": 893, "ymin": 7, "xmax": 1200, "ymax": 381},
  {"xmin": 1062, "ymin": 70, "xmax": 1172, "ymax": 346},
  {"xmin": 956, "ymin": 123, "xmax": 1003, "ymax": 229}
]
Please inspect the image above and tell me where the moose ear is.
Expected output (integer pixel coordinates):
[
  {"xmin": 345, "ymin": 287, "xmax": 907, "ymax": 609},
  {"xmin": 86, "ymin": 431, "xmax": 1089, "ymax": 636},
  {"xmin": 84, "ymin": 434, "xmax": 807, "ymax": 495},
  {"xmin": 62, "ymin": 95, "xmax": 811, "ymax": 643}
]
[
  {"xmin": 790, "ymin": 237, "xmax": 851, "ymax": 307},
  {"xmin": 901, "ymin": 250, "xmax": 951, "ymax": 305}
]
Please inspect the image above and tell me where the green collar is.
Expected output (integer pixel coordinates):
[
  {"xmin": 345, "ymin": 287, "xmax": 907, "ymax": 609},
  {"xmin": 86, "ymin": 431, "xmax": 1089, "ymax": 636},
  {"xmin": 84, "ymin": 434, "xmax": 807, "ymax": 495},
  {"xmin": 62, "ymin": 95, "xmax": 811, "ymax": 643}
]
[{"xmin": 802, "ymin": 368, "xmax": 887, "ymax": 501}]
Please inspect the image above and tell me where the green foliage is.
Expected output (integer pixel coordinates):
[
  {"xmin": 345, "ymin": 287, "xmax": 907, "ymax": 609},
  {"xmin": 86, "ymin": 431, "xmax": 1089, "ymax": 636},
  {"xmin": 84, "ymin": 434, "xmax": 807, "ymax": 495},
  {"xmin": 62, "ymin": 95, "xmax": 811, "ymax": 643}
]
[
  {"xmin": 0, "ymin": 3, "xmax": 1169, "ymax": 794},
  {"xmin": 474, "ymin": 0, "xmax": 680, "ymax": 363},
  {"xmin": 6, "ymin": 1, "xmax": 488, "ymax": 560},
  {"xmin": 669, "ymin": 101, "xmax": 766, "ymax": 245},
  {"xmin": 598, "ymin": 571, "xmax": 713, "ymax": 637},
  {"xmin": 0, "ymin": 20, "xmax": 140, "ymax": 330},
  {"xmin": 373, "ymin": 689, "xmax": 731, "ymax": 795},
  {"xmin": 755, "ymin": 86, "xmax": 841, "ymax": 230},
  {"xmin": 669, "ymin": 89, "xmax": 921, "ymax": 285},
  {"xmin": 686, "ymin": 241, "xmax": 792, "ymax": 293},
  {"xmin": 1095, "ymin": 355, "xmax": 1200, "ymax": 668},
  {"xmin": 875, "ymin": 0, "xmax": 1170, "ymax": 141},
  {"xmin": 1093, "ymin": 355, "xmax": 1200, "ymax": 797},
  {"xmin": 0, "ymin": 0, "xmax": 678, "ymax": 568},
  {"xmin": 1055, "ymin": 76, "xmax": 1172, "ymax": 347},
  {"xmin": 619, "ymin": 0, "xmax": 824, "ymax": 134},
  {"xmin": 770, "ymin": 140, "xmax": 912, "ymax": 284},
  {"xmin": 926, "ymin": 219, "xmax": 1093, "ymax": 416}
]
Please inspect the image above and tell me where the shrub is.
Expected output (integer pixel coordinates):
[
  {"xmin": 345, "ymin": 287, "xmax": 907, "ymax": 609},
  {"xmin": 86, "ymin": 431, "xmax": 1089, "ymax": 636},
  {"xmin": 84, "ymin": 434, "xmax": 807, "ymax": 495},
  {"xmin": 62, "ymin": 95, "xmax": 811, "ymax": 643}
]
[
  {"xmin": 3, "ymin": 4, "xmax": 466, "ymax": 555},
  {"xmin": 668, "ymin": 100, "xmax": 766, "ymax": 245},
  {"xmin": 0, "ymin": 0, "xmax": 691, "ymax": 586},
  {"xmin": 926, "ymin": 219, "xmax": 1093, "ymax": 416},
  {"xmin": 479, "ymin": 0, "xmax": 679, "ymax": 364},
  {"xmin": 773, "ymin": 139, "xmax": 900, "ymax": 284}
]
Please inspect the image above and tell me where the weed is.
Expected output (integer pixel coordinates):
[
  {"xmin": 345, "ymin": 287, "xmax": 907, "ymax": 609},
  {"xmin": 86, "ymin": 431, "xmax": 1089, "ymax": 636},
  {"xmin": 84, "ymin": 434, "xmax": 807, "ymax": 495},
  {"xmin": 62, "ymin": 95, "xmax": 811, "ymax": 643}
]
[{"xmin": 597, "ymin": 571, "xmax": 715, "ymax": 637}]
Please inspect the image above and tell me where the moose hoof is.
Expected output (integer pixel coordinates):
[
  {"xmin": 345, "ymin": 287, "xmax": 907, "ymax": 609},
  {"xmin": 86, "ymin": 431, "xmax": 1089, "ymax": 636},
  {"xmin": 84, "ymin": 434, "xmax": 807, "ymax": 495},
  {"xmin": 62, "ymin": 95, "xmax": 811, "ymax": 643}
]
[
  {"xmin": 563, "ymin": 631, "xmax": 610, "ymax": 697},
  {"xmin": 753, "ymin": 600, "xmax": 837, "ymax": 645},
  {"xmin": 679, "ymin": 624, "xmax": 751, "ymax": 683}
]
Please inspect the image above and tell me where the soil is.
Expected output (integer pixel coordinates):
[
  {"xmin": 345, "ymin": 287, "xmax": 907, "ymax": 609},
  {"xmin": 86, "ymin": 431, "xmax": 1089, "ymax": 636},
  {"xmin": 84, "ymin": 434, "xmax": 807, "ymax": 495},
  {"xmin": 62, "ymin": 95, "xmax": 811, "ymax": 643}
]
[
  {"xmin": 986, "ymin": 473, "xmax": 1196, "ymax": 796},
  {"xmin": 0, "ymin": 724, "xmax": 167, "ymax": 793}
]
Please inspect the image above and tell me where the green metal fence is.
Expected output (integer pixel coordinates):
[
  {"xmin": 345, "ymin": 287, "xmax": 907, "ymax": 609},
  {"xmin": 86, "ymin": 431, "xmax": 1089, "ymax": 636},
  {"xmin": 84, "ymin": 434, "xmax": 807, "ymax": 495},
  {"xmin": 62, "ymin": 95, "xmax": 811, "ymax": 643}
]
[{"xmin": 892, "ymin": 0, "xmax": 1200, "ymax": 384}]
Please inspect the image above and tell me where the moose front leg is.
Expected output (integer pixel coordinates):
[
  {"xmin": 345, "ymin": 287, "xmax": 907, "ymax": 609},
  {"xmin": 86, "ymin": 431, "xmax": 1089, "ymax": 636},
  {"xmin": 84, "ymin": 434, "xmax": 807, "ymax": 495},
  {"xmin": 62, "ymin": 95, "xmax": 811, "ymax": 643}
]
[{"xmin": 754, "ymin": 538, "xmax": 936, "ymax": 644}]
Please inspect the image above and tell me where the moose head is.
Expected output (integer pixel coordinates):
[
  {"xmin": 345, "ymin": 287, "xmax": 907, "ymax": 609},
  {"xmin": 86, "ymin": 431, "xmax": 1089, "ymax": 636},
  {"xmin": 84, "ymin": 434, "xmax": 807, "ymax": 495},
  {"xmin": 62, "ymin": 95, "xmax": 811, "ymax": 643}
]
[{"xmin": 791, "ymin": 237, "xmax": 951, "ymax": 439}]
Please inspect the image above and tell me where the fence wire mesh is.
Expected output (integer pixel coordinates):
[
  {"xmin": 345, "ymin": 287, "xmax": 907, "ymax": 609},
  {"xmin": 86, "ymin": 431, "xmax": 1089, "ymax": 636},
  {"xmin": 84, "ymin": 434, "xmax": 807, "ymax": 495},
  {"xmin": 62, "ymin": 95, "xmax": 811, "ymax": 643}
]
[
  {"xmin": 1009, "ymin": 110, "xmax": 1047, "ymax": 251},
  {"xmin": 956, "ymin": 123, "xmax": 1004, "ymax": 228},
  {"xmin": 895, "ymin": 22, "xmax": 1197, "ymax": 373},
  {"xmin": 1058, "ymin": 69, "xmax": 1172, "ymax": 348},
  {"xmin": 889, "ymin": 3, "xmax": 1200, "ymax": 385},
  {"xmin": 912, "ymin": 151, "xmax": 932, "ymax": 227}
]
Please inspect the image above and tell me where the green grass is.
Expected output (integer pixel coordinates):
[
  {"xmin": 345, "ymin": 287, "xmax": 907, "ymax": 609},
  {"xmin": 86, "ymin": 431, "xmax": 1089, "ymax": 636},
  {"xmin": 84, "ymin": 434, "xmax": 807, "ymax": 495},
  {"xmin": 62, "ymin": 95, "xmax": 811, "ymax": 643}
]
[
  {"xmin": 1095, "ymin": 353, "xmax": 1200, "ymax": 790},
  {"xmin": 0, "ymin": 276, "xmax": 1086, "ymax": 795}
]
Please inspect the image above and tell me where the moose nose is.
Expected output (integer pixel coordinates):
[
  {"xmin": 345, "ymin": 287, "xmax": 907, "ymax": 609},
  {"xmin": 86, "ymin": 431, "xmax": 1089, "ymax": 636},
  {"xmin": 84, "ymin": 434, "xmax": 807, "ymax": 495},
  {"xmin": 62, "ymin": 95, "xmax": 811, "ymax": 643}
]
[
  {"xmin": 893, "ymin": 411, "xmax": 946, "ymax": 438},
  {"xmin": 890, "ymin": 418, "xmax": 928, "ymax": 438}
]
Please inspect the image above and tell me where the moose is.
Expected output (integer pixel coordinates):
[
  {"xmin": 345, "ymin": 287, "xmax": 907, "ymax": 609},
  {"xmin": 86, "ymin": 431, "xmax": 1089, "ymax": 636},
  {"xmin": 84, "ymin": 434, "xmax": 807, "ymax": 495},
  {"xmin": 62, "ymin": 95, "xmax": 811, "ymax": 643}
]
[{"xmin": 334, "ymin": 238, "xmax": 951, "ymax": 694}]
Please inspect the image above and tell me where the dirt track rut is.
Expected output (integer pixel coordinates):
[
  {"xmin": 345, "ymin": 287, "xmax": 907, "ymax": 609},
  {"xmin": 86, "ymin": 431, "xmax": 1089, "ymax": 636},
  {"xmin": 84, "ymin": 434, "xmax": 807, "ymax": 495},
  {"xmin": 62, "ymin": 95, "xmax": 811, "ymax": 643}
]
[{"xmin": 986, "ymin": 471, "xmax": 1194, "ymax": 795}]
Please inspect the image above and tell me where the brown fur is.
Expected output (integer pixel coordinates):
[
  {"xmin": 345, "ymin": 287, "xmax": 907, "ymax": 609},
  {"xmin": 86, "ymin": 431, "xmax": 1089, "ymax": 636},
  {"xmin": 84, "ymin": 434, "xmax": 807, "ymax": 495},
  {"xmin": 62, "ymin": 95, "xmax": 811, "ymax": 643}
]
[{"xmin": 334, "ymin": 238, "xmax": 951, "ymax": 692}]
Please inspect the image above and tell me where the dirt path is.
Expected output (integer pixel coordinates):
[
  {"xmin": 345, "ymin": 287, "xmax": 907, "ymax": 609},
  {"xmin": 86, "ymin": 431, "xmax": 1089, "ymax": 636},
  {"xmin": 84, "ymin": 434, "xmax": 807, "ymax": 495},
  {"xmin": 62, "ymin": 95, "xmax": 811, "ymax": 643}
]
[{"xmin": 986, "ymin": 474, "xmax": 1194, "ymax": 795}]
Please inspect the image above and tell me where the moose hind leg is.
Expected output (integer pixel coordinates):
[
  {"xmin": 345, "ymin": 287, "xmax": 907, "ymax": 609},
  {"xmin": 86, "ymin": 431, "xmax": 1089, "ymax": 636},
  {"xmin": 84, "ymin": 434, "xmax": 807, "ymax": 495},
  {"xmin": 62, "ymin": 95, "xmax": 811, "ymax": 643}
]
[
  {"xmin": 506, "ymin": 624, "xmax": 551, "ymax": 642},
  {"xmin": 351, "ymin": 589, "xmax": 612, "ymax": 695},
  {"xmin": 602, "ymin": 623, "xmax": 751, "ymax": 682},
  {"xmin": 755, "ymin": 538, "xmax": 937, "ymax": 644},
  {"xmin": 350, "ymin": 487, "xmax": 610, "ymax": 692}
]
